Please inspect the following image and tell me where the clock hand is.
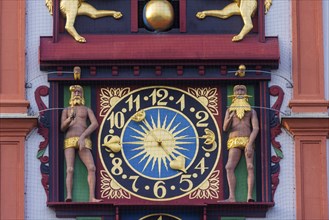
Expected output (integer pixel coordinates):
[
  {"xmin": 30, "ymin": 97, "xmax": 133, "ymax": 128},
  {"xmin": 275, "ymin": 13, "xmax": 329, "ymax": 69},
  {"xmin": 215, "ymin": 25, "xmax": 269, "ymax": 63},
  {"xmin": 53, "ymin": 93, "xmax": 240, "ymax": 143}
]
[
  {"xmin": 131, "ymin": 110, "xmax": 163, "ymax": 144},
  {"xmin": 148, "ymin": 130, "xmax": 162, "ymax": 145}
]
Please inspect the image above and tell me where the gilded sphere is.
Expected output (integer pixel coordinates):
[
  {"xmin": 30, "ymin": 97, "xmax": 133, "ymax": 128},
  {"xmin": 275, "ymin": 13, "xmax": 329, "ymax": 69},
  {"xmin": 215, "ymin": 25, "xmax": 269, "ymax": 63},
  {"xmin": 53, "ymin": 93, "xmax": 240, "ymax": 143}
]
[{"xmin": 143, "ymin": 0, "xmax": 174, "ymax": 32}]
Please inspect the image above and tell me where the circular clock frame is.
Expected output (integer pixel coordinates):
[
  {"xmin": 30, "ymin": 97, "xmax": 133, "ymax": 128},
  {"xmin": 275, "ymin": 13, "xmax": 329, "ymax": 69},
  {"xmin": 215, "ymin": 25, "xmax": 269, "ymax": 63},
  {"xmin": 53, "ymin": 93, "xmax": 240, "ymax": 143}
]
[{"xmin": 98, "ymin": 86, "xmax": 221, "ymax": 201}]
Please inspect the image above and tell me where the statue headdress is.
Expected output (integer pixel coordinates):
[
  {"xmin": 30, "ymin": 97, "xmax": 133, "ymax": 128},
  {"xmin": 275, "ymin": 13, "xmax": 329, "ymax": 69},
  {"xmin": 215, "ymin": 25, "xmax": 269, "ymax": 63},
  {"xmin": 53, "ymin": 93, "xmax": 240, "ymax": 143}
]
[{"xmin": 228, "ymin": 85, "xmax": 252, "ymax": 119}]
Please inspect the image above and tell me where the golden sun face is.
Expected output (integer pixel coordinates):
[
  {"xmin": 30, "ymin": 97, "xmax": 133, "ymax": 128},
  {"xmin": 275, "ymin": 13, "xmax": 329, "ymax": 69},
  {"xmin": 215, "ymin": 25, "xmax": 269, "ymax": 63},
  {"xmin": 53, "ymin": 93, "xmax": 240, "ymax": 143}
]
[{"xmin": 122, "ymin": 108, "xmax": 197, "ymax": 179}]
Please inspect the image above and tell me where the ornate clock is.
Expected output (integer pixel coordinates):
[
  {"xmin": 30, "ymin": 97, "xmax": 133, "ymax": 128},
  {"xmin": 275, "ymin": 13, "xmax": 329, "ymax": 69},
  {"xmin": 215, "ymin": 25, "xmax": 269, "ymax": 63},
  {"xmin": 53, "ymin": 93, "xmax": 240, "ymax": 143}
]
[{"xmin": 98, "ymin": 86, "xmax": 221, "ymax": 203}]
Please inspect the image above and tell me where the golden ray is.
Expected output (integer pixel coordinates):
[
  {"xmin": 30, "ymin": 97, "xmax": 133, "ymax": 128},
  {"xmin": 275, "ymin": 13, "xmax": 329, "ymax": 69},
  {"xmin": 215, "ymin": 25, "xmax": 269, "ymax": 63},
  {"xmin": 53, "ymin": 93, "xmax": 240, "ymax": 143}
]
[
  {"xmin": 139, "ymin": 124, "xmax": 149, "ymax": 134},
  {"xmin": 161, "ymin": 115, "xmax": 168, "ymax": 129},
  {"xmin": 142, "ymin": 154, "xmax": 154, "ymax": 172},
  {"xmin": 169, "ymin": 122, "xmax": 182, "ymax": 133},
  {"xmin": 142, "ymin": 118, "xmax": 154, "ymax": 131},
  {"xmin": 174, "ymin": 141, "xmax": 194, "ymax": 145},
  {"xmin": 150, "ymin": 115, "xmax": 157, "ymax": 129},
  {"xmin": 161, "ymin": 157, "xmax": 169, "ymax": 170},
  {"xmin": 129, "ymin": 126, "xmax": 147, "ymax": 137},
  {"xmin": 172, "ymin": 149, "xmax": 190, "ymax": 160},
  {"xmin": 157, "ymin": 109, "xmax": 161, "ymax": 128},
  {"xmin": 130, "ymin": 148, "xmax": 149, "ymax": 160},
  {"xmin": 172, "ymin": 125, "xmax": 190, "ymax": 136},
  {"xmin": 157, "ymin": 157, "xmax": 162, "ymax": 176},
  {"xmin": 165, "ymin": 114, "xmax": 178, "ymax": 130}
]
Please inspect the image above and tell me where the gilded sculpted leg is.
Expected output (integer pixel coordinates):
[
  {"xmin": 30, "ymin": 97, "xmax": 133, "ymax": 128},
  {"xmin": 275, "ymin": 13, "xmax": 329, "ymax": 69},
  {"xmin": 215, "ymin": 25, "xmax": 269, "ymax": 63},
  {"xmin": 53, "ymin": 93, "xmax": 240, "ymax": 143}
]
[
  {"xmin": 232, "ymin": 0, "xmax": 257, "ymax": 42},
  {"xmin": 60, "ymin": 0, "xmax": 86, "ymax": 43},
  {"xmin": 196, "ymin": 3, "xmax": 240, "ymax": 20},
  {"xmin": 78, "ymin": 3, "xmax": 123, "ymax": 20}
]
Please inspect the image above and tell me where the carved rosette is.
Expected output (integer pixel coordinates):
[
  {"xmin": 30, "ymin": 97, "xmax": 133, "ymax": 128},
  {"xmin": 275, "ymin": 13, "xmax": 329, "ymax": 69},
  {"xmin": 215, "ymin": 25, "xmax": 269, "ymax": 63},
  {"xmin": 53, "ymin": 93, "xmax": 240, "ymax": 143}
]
[
  {"xmin": 100, "ymin": 170, "xmax": 131, "ymax": 199},
  {"xmin": 99, "ymin": 87, "xmax": 130, "ymax": 117},
  {"xmin": 189, "ymin": 170, "xmax": 220, "ymax": 199},
  {"xmin": 187, "ymin": 87, "xmax": 219, "ymax": 115}
]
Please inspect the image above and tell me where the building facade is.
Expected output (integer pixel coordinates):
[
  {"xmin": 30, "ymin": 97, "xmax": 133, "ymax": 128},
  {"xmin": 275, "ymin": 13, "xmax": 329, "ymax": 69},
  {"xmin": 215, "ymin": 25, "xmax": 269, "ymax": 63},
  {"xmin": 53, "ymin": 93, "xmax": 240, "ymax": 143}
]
[{"xmin": 0, "ymin": 0, "xmax": 328, "ymax": 219}]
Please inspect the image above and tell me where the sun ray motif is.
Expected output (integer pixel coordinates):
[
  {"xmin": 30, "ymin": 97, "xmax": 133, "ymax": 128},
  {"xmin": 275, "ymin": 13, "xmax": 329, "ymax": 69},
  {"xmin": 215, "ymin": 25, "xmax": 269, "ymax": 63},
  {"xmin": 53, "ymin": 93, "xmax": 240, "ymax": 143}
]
[
  {"xmin": 139, "ymin": 124, "xmax": 149, "ymax": 134},
  {"xmin": 171, "ymin": 149, "xmax": 190, "ymax": 160},
  {"xmin": 129, "ymin": 126, "xmax": 146, "ymax": 137},
  {"xmin": 162, "ymin": 115, "xmax": 168, "ymax": 129},
  {"xmin": 130, "ymin": 135, "xmax": 144, "ymax": 141},
  {"xmin": 123, "ymin": 108, "xmax": 197, "ymax": 178},
  {"xmin": 172, "ymin": 125, "xmax": 190, "ymax": 136},
  {"xmin": 142, "ymin": 119, "xmax": 154, "ymax": 132},
  {"xmin": 130, "ymin": 150, "xmax": 147, "ymax": 160},
  {"xmin": 165, "ymin": 114, "xmax": 177, "ymax": 131},
  {"xmin": 151, "ymin": 115, "xmax": 157, "ymax": 129},
  {"xmin": 162, "ymin": 157, "xmax": 169, "ymax": 170},
  {"xmin": 143, "ymin": 156, "xmax": 154, "ymax": 172},
  {"xmin": 157, "ymin": 109, "xmax": 161, "ymax": 127},
  {"xmin": 169, "ymin": 122, "xmax": 181, "ymax": 134}
]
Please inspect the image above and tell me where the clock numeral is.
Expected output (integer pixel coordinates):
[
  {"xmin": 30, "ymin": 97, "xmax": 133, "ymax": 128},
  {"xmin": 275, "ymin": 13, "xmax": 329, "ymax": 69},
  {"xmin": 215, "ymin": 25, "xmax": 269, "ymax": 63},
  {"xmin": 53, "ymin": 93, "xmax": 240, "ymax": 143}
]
[
  {"xmin": 154, "ymin": 181, "xmax": 167, "ymax": 198},
  {"xmin": 107, "ymin": 111, "xmax": 126, "ymax": 129},
  {"xmin": 126, "ymin": 94, "xmax": 140, "ymax": 112},
  {"xmin": 149, "ymin": 89, "xmax": 168, "ymax": 106},
  {"xmin": 111, "ymin": 158, "xmax": 123, "ymax": 176},
  {"xmin": 176, "ymin": 94, "xmax": 185, "ymax": 111},
  {"xmin": 195, "ymin": 110, "xmax": 209, "ymax": 127},
  {"xmin": 129, "ymin": 175, "xmax": 139, "ymax": 192},
  {"xmin": 179, "ymin": 174, "xmax": 193, "ymax": 192},
  {"xmin": 194, "ymin": 158, "xmax": 208, "ymax": 175}
]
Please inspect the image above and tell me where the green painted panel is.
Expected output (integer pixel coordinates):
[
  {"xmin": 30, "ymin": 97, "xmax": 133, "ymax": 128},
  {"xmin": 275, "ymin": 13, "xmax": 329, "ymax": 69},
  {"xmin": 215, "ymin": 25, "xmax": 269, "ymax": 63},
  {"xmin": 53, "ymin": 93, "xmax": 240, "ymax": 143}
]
[{"xmin": 63, "ymin": 85, "xmax": 91, "ymax": 202}]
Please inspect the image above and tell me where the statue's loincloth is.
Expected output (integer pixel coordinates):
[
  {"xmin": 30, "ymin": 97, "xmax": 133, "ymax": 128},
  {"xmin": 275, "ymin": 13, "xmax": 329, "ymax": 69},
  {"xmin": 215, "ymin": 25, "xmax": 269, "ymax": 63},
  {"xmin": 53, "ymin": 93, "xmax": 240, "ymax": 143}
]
[
  {"xmin": 227, "ymin": 137, "xmax": 250, "ymax": 150},
  {"xmin": 64, "ymin": 137, "xmax": 92, "ymax": 150}
]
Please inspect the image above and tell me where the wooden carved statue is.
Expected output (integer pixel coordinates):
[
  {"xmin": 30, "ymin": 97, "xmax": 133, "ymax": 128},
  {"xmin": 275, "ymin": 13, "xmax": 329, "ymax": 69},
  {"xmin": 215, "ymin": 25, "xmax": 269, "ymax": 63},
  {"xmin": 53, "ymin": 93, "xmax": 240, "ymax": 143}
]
[
  {"xmin": 61, "ymin": 85, "xmax": 101, "ymax": 202},
  {"xmin": 196, "ymin": 0, "xmax": 272, "ymax": 42},
  {"xmin": 222, "ymin": 85, "xmax": 259, "ymax": 202},
  {"xmin": 46, "ymin": 0, "xmax": 123, "ymax": 43}
]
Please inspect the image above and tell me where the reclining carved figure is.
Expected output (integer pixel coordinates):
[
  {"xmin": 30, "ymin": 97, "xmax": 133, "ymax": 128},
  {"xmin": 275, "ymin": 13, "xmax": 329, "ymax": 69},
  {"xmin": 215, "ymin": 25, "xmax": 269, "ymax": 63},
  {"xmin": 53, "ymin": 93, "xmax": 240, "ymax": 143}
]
[
  {"xmin": 196, "ymin": 0, "xmax": 272, "ymax": 42},
  {"xmin": 46, "ymin": 0, "xmax": 123, "ymax": 43}
]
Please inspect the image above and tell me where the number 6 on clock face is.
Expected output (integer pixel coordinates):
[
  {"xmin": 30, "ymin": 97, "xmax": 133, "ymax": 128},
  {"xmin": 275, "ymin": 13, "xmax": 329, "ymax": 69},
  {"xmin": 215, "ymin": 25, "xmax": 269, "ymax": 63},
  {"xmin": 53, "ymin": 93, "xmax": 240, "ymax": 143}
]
[{"xmin": 99, "ymin": 86, "xmax": 221, "ymax": 201}]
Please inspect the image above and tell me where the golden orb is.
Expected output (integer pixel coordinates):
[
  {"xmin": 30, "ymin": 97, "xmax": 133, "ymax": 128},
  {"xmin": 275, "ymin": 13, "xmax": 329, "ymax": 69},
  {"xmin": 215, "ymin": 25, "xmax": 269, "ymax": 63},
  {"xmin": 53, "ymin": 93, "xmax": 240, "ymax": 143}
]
[{"xmin": 143, "ymin": 0, "xmax": 174, "ymax": 32}]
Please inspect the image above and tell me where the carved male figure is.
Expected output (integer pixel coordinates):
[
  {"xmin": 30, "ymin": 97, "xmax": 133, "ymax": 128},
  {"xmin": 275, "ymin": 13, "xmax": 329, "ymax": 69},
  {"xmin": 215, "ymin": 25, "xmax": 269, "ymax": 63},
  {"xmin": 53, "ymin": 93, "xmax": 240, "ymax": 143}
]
[
  {"xmin": 61, "ymin": 85, "xmax": 101, "ymax": 202},
  {"xmin": 196, "ymin": 0, "xmax": 272, "ymax": 42},
  {"xmin": 46, "ymin": 0, "xmax": 123, "ymax": 43},
  {"xmin": 222, "ymin": 85, "xmax": 259, "ymax": 202}
]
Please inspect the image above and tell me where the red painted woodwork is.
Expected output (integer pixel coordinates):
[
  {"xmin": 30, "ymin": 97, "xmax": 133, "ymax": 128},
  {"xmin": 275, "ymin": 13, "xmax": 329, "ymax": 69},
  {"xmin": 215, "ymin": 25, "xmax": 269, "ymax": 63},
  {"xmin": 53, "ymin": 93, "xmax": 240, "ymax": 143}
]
[
  {"xmin": 0, "ymin": 118, "xmax": 37, "ymax": 219},
  {"xmin": 131, "ymin": 0, "xmax": 138, "ymax": 32},
  {"xmin": 282, "ymin": 117, "xmax": 329, "ymax": 220},
  {"xmin": 290, "ymin": 0, "xmax": 328, "ymax": 112},
  {"xmin": 47, "ymin": 202, "xmax": 274, "ymax": 218},
  {"xmin": 39, "ymin": 35, "xmax": 279, "ymax": 68}
]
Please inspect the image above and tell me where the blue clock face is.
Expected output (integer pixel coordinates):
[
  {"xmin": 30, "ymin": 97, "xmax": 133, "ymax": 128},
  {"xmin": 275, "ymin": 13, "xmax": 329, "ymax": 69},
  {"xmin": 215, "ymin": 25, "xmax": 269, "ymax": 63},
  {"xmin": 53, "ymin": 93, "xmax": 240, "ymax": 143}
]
[
  {"xmin": 122, "ymin": 107, "xmax": 198, "ymax": 179},
  {"xmin": 99, "ymin": 86, "xmax": 221, "ymax": 201}
]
